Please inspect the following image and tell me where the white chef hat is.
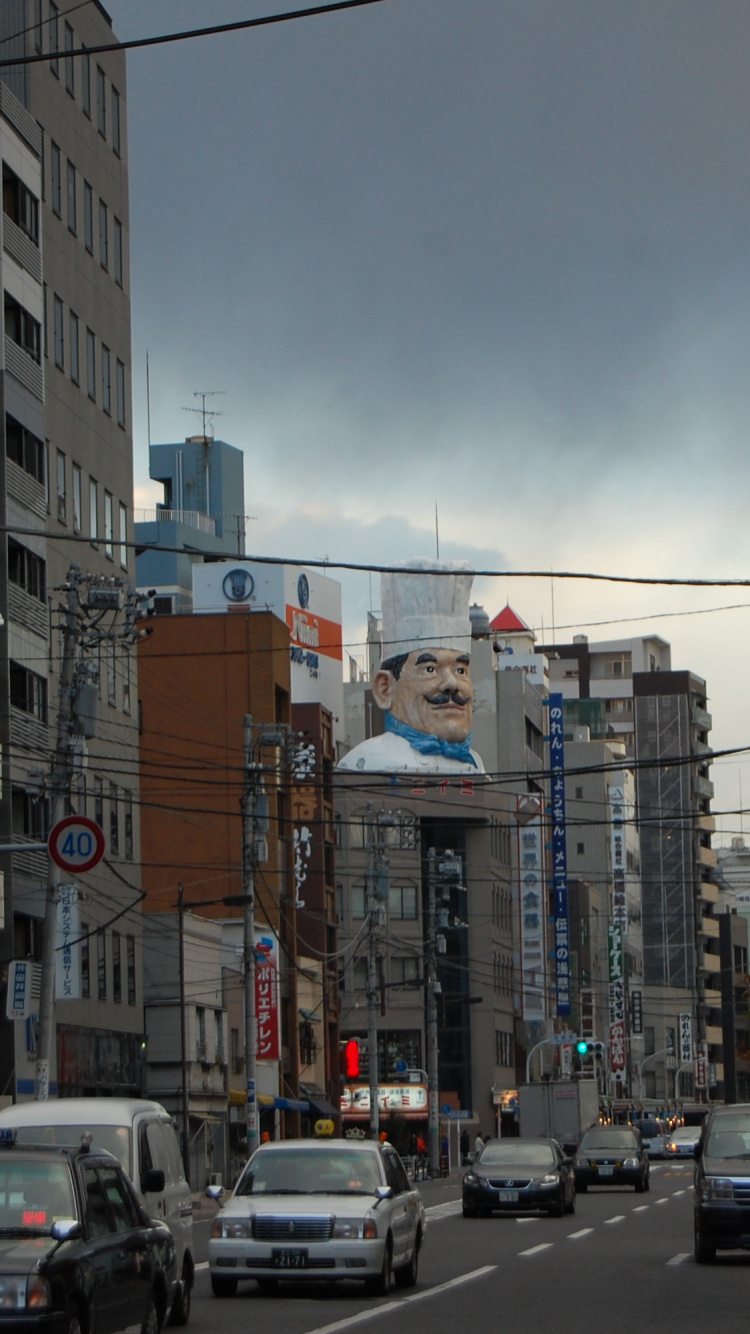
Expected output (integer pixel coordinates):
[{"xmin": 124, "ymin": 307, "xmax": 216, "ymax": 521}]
[{"xmin": 380, "ymin": 559, "xmax": 475, "ymax": 661}]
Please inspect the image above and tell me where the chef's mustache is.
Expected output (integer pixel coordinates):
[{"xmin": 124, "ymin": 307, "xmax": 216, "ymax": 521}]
[{"xmin": 424, "ymin": 690, "xmax": 471, "ymax": 707}]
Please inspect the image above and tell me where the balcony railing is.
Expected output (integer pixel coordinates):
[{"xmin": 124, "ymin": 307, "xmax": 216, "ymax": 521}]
[{"xmin": 134, "ymin": 508, "xmax": 215, "ymax": 536}]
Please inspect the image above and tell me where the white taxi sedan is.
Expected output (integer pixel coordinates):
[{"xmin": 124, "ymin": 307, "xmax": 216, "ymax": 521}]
[{"xmin": 209, "ymin": 1138, "xmax": 425, "ymax": 1297}]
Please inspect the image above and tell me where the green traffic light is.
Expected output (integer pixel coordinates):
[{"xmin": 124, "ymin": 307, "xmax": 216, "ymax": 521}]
[{"xmin": 576, "ymin": 1041, "xmax": 588, "ymax": 1054}]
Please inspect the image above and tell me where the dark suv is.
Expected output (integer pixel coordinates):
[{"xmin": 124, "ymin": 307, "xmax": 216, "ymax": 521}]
[
  {"xmin": 0, "ymin": 1128, "xmax": 177, "ymax": 1331},
  {"xmin": 694, "ymin": 1104, "xmax": 750, "ymax": 1262}
]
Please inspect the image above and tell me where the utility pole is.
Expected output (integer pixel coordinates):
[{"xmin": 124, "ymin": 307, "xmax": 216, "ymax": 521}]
[
  {"xmin": 35, "ymin": 567, "xmax": 82, "ymax": 1101},
  {"xmin": 364, "ymin": 805, "xmax": 392, "ymax": 1141},
  {"xmin": 425, "ymin": 849, "xmax": 440, "ymax": 1176},
  {"xmin": 178, "ymin": 885, "xmax": 190, "ymax": 1184}
]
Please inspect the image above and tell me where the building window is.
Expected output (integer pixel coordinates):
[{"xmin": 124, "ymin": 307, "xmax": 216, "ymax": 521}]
[
  {"xmin": 81, "ymin": 922, "xmax": 90, "ymax": 997},
  {"xmin": 124, "ymin": 790, "xmax": 133, "ymax": 858},
  {"xmin": 5, "ymin": 295, "xmax": 41, "ymax": 363},
  {"xmin": 112, "ymin": 86, "xmax": 121, "ymax": 155},
  {"xmin": 196, "ymin": 1007, "xmax": 206, "ymax": 1060},
  {"xmin": 6, "ymin": 416, "xmax": 44, "ymax": 483},
  {"xmin": 352, "ymin": 958, "xmax": 367, "ymax": 990},
  {"xmin": 104, "ymin": 491, "xmax": 114, "ymax": 558},
  {"xmin": 215, "ymin": 1011, "xmax": 224, "ymax": 1064},
  {"xmin": 93, "ymin": 775, "xmax": 103, "ymax": 827},
  {"xmin": 66, "ymin": 160, "xmax": 76, "ymax": 233},
  {"xmin": 89, "ymin": 477, "xmax": 98, "ymax": 542},
  {"xmin": 112, "ymin": 931, "xmax": 121, "ymax": 1001},
  {"xmin": 575, "ymin": 786, "xmax": 583, "ymax": 799},
  {"xmin": 53, "ymin": 295, "xmax": 64, "ymax": 369},
  {"xmin": 116, "ymin": 360, "xmax": 126, "ymax": 428},
  {"xmin": 8, "ymin": 540, "xmax": 45, "ymax": 601},
  {"xmin": 127, "ymin": 935, "xmax": 136, "ymax": 1004},
  {"xmin": 99, "ymin": 200, "xmax": 108, "ymax": 269},
  {"xmin": 69, "ymin": 311, "xmax": 79, "ymax": 384},
  {"xmin": 101, "ymin": 345, "xmax": 111, "ymax": 414},
  {"xmin": 72, "ymin": 465, "xmax": 82, "ymax": 533},
  {"xmin": 82, "ymin": 48, "xmax": 90, "ymax": 115},
  {"xmin": 56, "ymin": 449, "xmax": 66, "ymax": 523},
  {"xmin": 34, "ymin": 0, "xmax": 43, "ymax": 53},
  {"xmin": 391, "ymin": 956, "xmax": 418, "ymax": 986},
  {"xmin": 119, "ymin": 502, "xmax": 128, "ymax": 569},
  {"xmin": 10, "ymin": 663, "xmax": 47, "ymax": 722},
  {"xmin": 83, "ymin": 181, "xmax": 93, "ymax": 251},
  {"xmin": 350, "ymin": 884, "xmax": 366, "ymax": 919},
  {"xmin": 496, "ymin": 1030, "xmax": 514, "ymax": 1068},
  {"xmin": 86, "ymin": 329, "xmax": 96, "ymax": 399},
  {"xmin": 64, "ymin": 22, "xmax": 75, "ymax": 93},
  {"xmin": 390, "ymin": 884, "xmax": 418, "ymax": 919},
  {"xmin": 577, "ymin": 842, "xmax": 585, "ymax": 855},
  {"xmin": 48, "ymin": 2, "xmax": 59, "ymax": 75},
  {"xmin": 50, "ymin": 142, "xmax": 61, "ymax": 214},
  {"xmin": 114, "ymin": 218, "xmax": 123, "ymax": 286},
  {"xmin": 96, "ymin": 65, "xmax": 106, "ymax": 136},
  {"xmin": 2, "ymin": 165, "xmax": 39, "ymax": 244},
  {"xmin": 603, "ymin": 654, "xmax": 632, "ymax": 679},
  {"xmin": 122, "ymin": 649, "xmax": 131, "ymax": 714},
  {"xmin": 109, "ymin": 782, "xmax": 119, "ymax": 851},
  {"xmin": 97, "ymin": 928, "xmax": 106, "ymax": 1000}
]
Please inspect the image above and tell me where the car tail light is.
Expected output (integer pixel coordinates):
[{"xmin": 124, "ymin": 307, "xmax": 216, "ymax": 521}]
[{"xmin": 363, "ymin": 1220, "xmax": 377, "ymax": 1239}]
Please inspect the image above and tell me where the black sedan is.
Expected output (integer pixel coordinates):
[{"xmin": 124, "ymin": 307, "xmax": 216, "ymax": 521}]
[
  {"xmin": 462, "ymin": 1138, "xmax": 575, "ymax": 1217},
  {"xmin": 574, "ymin": 1125, "xmax": 649, "ymax": 1192},
  {"xmin": 0, "ymin": 1129, "xmax": 177, "ymax": 1333}
]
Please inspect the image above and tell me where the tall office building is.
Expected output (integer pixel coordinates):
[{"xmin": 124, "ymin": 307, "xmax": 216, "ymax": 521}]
[{"xmin": 0, "ymin": 3, "xmax": 143, "ymax": 1096}]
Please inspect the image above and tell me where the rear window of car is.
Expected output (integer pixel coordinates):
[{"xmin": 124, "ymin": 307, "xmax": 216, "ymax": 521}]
[
  {"xmin": 636, "ymin": 1122, "xmax": 661, "ymax": 1138},
  {"xmin": 579, "ymin": 1130, "xmax": 639, "ymax": 1151}
]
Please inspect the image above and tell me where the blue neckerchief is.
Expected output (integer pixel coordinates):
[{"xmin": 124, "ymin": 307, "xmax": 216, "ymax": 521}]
[{"xmin": 384, "ymin": 712, "xmax": 478, "ymax": 767}]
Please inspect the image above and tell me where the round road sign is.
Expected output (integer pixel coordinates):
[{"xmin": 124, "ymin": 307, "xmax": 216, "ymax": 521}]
[{"xmin": 48, "ymin": 816, "xmax": 105, "ymax": 873}]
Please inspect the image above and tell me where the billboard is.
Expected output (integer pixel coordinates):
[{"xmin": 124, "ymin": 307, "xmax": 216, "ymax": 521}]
[
  {"xmin": 549, "ymin": 694, "xmax": 571, "ymax": 1016},
  {"xmin": 516, "ymin": 794, "xmax": 547, "ymax": 1020},
  {"xmin": 255, "ymin": 929, "xmax": 280, "ymax": 1062}
]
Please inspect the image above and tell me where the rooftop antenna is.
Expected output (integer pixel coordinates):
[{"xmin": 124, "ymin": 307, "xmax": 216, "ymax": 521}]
[
  {"xmin": 182, "ymin": 389, "xmax": 225, "ymax": 440},
  {"xmin": 435, "ymin": 502, "xmax": 440, "ymax": 560},
  {"xmin": 146, "ymin": 350, "xmax": 151, "ymax": 447}
]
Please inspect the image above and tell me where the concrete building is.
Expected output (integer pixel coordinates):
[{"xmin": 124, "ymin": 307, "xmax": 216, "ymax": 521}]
[{"xmin": 0, "ymin": 5, "xmax": 144, "ymax": 1098}]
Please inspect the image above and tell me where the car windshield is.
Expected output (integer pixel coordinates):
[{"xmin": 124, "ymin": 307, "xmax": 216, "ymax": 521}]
[
  {"xmin": 0, "ymin": 1160, "xmax": 76, "ymax": 1233},
  {"xmin": 706, "ymin": 1121, "xmax": 750, "ymax": 1158},
  {"xmin": 478, "ymin": 1143, "xmax": 556, "ymax": 1167},
  {"xmin": 236, "ymin": 1148, "xmax": 383, "ymax": 1196},
  {"xmin": 15, "ymin": 1124, "xmax": 131, "ymax": 1176},
  {"xmin": 579, "ymin": 1130, "xmax": 638, "ymax": 1151},
  {"xmin": 671, "ymin": 1128, "xmax": 697, "ymax": 1141}
]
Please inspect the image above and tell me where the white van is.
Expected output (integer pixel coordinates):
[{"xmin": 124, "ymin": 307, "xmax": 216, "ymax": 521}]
[{"xmin": 0, "ymin": 1097, "xmax": 194, "ymax": 1323}]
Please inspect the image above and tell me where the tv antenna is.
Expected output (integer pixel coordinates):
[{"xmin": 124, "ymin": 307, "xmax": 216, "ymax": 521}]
[{"xmin": 182, "ymin": 390, "xmax": 225, "ymax": 440}]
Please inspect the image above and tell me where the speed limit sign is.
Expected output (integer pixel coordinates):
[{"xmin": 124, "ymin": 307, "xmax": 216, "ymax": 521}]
[{"xmin": 48, "ymin": 816, "xmax": 105, "ymax": 873}]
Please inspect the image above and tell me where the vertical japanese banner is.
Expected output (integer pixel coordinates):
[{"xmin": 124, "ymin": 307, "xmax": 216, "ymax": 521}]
[
  {"xmin": 255, "ymin": 930, "xmax": 280, "ymax": 1061},
  {"xmin": 608, "ymin": 925, "xmax": 626, "ymax": 1074},
  {"xmin": 56, "ymin": 885, "xmax": 80, "ymax": 1001},
  {"xmin": 549, "ymin": 694, "xmax": 571, "ymax": 1016},
  {"xmin": 678, "ymin": 1012, "xmax": 693, "ymax": 1063},
  {"xmin": 516, "ymin": 795, "xmax": 546, "ymax": 1020},
  {"xmin": 609, "ymin": 784, "xmax": 628, "ymax": 933},
  {"xmin": 292, "ymin": 739, "xmax": 317, "ymax": 908}
]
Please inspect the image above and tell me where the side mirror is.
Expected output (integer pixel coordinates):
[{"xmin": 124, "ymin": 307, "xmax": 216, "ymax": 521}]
[
  {"xmin": 141, "ymin": 1168, "xmax": 166, "ymax": 1194},
  {"xmin": 50, "ymin": 1219, "xmax": 82, "ymax": 1243},
  {"xmin": 205, "ymin": 1184, "xmax": 224, "ymax": 1201}
]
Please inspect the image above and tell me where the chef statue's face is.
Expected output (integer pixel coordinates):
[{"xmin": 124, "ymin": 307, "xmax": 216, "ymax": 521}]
[{"xmin": 372, "ymin": 647, "xmax": 474, "ymax": 744}]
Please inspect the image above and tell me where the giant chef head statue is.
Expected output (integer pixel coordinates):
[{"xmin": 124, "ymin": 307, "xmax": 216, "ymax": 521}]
[{"xmin": 338, "ymin": 560, "xmax": 485, "ymax": 775}]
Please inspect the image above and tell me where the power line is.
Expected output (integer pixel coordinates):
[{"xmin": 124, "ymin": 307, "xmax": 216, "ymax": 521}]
[{"xmin": 0, "ymin": 0, "xmax": 396, "ymax": 68}]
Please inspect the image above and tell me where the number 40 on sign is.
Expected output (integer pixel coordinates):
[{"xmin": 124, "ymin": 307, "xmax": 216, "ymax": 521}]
[{"xmin": 48, "ymin": 816, "xmax": 105, "ymax": 873}]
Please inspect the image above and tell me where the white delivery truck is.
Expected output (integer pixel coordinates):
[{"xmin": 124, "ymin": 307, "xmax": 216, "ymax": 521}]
[
  {"xmin": 518, "ymin": 1081, "xmax": 600, "ymax": 1153},
  {"xmin": 0, "ymin": 1097, "xmax": 194, "ymax": 1324}
]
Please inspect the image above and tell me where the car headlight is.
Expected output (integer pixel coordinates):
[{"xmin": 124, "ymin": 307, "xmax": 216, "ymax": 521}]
[
  {"xmin": 211, "ymin": 1216, "xmax": 253, "ymax": 1238},
  {"xmin": 701, "ymin": 1177, "xmax": 734, "ymax": 1202},
  {"xmin": 623, "ymin": 1158, "xmax": 639, "ymax": 1169},
  {"xmin": 26, "ymin": 1275, "xmax": 51, "ymax": 1310},
  {"xmin": 463, "ymin": 1172, "xmax": 479, "ymax": 1185},
  {"xmin": 540, "ymin": 1175, "xmax": 559, "ymax": 1186},
  {"xmin": 332, "ymin": 1218, "xmax": 375, "ymax": 1239},
  {"xmin": 0, "ymin": 1275, "xmax": 50, "ymax": 1310}
]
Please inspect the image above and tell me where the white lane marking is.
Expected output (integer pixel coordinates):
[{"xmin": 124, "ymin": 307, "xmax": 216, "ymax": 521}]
[
  {"xmin": 655, "ymin": 1198, "xmax": 669, "ymax": 1206},
  {"xmin": 567, "ymin": 1229, "xmax": 594, "ymax": 1240},
  {"xmin": 303, "ymin": 1266, "xmax": 497, "ymax": 1334},
  {"xmin": 520, "ymin": 1243, "xmax": 553, "ymax": 1257},
  {"xmin": 672, "ymin": 1190, "xmax": 685, "ymax": 1197},
  {"xmin": 425, "ymin": 1201, "xmax": 463, "ymax": 1221},
  {"xmin": 632, "ymin": 1206, "xmax": 649, "ymax": 1212},
  {"xmin": 517, "ymin": 1218, "xmax": 538, "ymax": 1224},
  {"xmin": 667, "ymin": 1253, "xmax": 690, "ymax": 1266},
  {"xmin": 604, "ymin": 1215, "xmax": 624, "ymax": 1225}
]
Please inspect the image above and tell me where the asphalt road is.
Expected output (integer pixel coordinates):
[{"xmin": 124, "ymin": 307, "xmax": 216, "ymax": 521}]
[{"xmin": 186, "ymin": 1164, "xmax": 749, "ymax": 1334}]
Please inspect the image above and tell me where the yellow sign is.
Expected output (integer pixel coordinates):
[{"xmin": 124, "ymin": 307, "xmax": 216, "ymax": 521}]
[{"xmin": 314, "ymin": 1118, "xmax": 335, "ymax": 1137}]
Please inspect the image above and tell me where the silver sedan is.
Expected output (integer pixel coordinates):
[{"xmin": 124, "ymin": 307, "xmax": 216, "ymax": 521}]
[{"xmin": 208, "ymin": 1138, "xmax": 425, "ymax": 1296}]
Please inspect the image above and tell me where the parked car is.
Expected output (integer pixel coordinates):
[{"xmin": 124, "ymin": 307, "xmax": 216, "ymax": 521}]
[
  {"xmin": 665, "ymin": 1126, "xmax": 701, "ymax": 1158},
  {"xmin": 574, "ymin": 1125, "xmax": 649, "ymax": 1192},
  {"xmin": 0, "ymin": 1127, "xmax": 177, "ymax": 1333},
  {"xmin": 694, "ymin": 1103, "xmax": 750, "ymax": 1262},
  {"xmin": 208, "ymin": 1138, "xmax": 425, "ymax": 1296},
  {"xmin": 636, "ymin": 1118, "xmax": 667, "ymax": 1159},
  {"xmin": 462, "ymin": 1138, "xmax": 575, "ymax": 1217},
  {"xmin": 0, "ymin": 1097, "xmax": 194, "ymax": 1324}
]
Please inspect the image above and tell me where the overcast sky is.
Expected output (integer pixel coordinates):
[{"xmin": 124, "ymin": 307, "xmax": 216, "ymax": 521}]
[{"xmin": 107, "ymin": 0, "xmax": 750, "ymax": 831}]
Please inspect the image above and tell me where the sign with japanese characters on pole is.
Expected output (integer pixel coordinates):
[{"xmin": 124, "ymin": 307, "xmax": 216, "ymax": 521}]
[
  {"xmin": 608, "ymin": 925, "xmax": 626, "ymax": 1074},
  {"xmin": 549, "ymin": 695, "xmax": 571, "ymax": 1016},
  {"xmin": 679, "ymin": 1012, "xmax": 693, "ymax": 1064},
  {"xmin": 55, "ymin": 885, "xmax": 80, "ymax": 1001},
  {"xmin": 255, "ymin": 929, "xmax": 280, "ymax": 1061},
  {"xmin": 516, "ymin": 794, "xmax": 546, "ymax": 1020}
]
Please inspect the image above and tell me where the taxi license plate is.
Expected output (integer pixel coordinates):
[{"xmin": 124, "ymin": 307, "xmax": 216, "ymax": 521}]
[
  {"xmin": 497, "ymin": 1189, "xmax": 518, "ymax": 1202},
  {"xmin": 597, "ymin": 1166, "xmax": 614, "ymax": 1177},
  {"xmin": 271, "ymin": 1248, "xmax": 308, "ymax": 1268}
]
